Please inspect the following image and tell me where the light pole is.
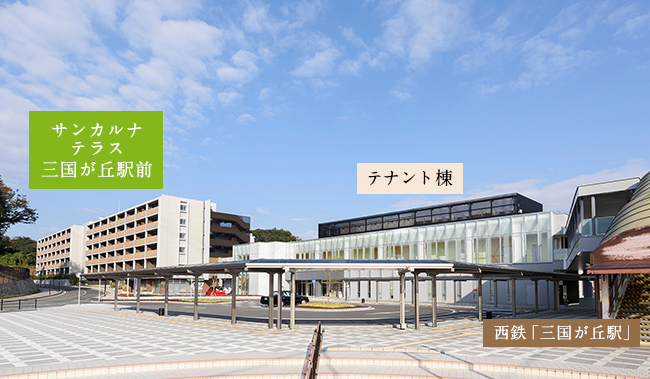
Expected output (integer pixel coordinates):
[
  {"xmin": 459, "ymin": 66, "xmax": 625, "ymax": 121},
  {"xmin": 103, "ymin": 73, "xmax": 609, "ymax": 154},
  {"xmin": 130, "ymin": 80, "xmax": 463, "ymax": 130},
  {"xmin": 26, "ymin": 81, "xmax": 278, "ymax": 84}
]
[
  {"xmin": 77, "ymin": 273, "xmax": 81, "ymax": 305},
  {"xmin": 98, "ymin": 278, "xmax": 101, "ymax": 302}
]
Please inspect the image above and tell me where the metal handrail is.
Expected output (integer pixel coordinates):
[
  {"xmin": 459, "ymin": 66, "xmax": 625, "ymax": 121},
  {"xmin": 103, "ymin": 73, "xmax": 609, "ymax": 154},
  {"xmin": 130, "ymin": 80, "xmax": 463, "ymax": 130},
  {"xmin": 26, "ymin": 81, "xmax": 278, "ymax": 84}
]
[
  {"xmin": 302, "ymin": 322, "xmax": 324, "ymax": 379},
  {"xmin": 0, "ymin": 298, "xmax": 38, "ymax": 312}
]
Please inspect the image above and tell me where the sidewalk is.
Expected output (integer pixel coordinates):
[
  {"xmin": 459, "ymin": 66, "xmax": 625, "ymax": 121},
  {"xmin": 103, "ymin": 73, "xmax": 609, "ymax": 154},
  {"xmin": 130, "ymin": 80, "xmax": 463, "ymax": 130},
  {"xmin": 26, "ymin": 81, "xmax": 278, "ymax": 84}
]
[{"xmin": 0, "ymin": 303, "xmax": 648, "ymax": 378}]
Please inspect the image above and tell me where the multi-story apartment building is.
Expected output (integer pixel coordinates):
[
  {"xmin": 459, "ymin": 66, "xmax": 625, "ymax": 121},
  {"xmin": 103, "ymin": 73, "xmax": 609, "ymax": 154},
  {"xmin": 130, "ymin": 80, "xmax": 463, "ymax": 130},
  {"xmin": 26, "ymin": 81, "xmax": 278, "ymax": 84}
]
[
  {"xmin": 35, "ymin": 225, "xmax": 85, "ymax": 276},
  {"xmin": 36, "ymin": 195, "xmax": 250, "ymax": 280}
]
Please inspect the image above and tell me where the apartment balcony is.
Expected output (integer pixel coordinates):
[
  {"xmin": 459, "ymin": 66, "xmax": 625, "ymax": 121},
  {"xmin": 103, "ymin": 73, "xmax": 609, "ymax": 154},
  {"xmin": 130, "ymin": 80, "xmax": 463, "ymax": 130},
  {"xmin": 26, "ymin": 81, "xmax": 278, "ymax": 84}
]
[
  {"xmin": 115, "ymin": 242, "xmax": 125, "ymax": 250},
  {"xmin": 147, "ymin": 220, "xmax": 158, "ymax": 230},
  {"xmin": 134, "ymin": 251, "xmax": 145, "ymax": 259},
  {"xmin": 145, "ymin": 249, "xmax": 157, "ymax": 258},
  {"xmin": 125, "ymin": 214, "xmax": 135, "ymax": 223},
  {"xmin": 123, "ymin": 253, "xmax": 135, "ymax": 261},
  {"xmin": 147, "ymin": 206, "xmax": 159, "ymax": 216},
  {"xmin": 145, "ymin": 236, "xmax": 157, "ymax": 244},
  {"xmin": 135, "ymin": 225, "xmax": 146, "ymax": 233},
  {"xmin": 99, "ymin": 245, "xmax": 107, "ymax": 253}
]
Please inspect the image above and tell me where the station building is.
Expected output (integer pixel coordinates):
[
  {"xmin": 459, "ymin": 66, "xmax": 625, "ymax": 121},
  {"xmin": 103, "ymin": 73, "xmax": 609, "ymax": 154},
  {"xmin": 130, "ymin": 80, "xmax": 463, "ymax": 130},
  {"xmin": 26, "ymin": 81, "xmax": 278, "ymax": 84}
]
[{"xmin": 234, "ymin": 177, "xmax": 642, "ymax": 310}]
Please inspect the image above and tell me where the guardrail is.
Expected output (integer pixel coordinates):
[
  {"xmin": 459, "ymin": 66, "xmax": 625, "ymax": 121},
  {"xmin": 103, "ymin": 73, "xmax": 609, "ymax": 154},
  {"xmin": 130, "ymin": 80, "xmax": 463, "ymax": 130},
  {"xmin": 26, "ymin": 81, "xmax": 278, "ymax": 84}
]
[
  {"xmin": 302, "ymin": 322, "xmax": 324, "ymax": 379},
  {"xmin": 0, "ymin": 298, "xmax": 38, "ymax": 312}
]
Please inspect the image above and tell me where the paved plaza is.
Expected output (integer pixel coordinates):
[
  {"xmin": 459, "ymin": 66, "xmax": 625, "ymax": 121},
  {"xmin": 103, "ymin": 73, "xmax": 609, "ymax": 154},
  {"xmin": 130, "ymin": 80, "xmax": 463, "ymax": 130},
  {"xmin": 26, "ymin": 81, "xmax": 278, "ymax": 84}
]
[{"xmin": 0, "ymin": 300, "xmax": 649, "ymax": 378}]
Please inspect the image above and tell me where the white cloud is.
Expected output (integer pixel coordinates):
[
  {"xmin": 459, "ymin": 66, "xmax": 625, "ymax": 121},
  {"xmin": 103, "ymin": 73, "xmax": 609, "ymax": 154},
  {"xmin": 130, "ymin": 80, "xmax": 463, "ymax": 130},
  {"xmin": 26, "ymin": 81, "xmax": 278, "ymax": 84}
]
[
  {"xmin": 292, "ymin": 48, "xmax": 340, "ymax": 77},
  {"xmin": 391, "ymin": 89, "xmax": 412, "ymax": 100},
  {"xmin": 237, "ymin": 113, "xmax": 256, "ymax": 123},
  {"xmin": 0, "ymin": 89, "xmax": 37, "ymax": 179},
  {"xmin": 515, "ymin": 4, "xmax": 596, "ymax": 89},
  {"xmin": 470, "ymin": 160, "xmax": 648, "ymax": 213},
  {"xmin": 256, "ymin": 207, "xmax": 271, "ymax": 214},
  {"xmin": 292, "ymin": 218, "xmax": 307, "ymax": 222},
  {"xmin": 297, "ymin": 230, "xmax": 318, "ymax": 240},
  {"xmin": 258, "ymin": 87, "xmax": 273, "ymax": 101},
  {"xmin": 217, "ymin": 91, "xmax": 243, "ymax": 106},
  {"xmin": 380, "ymin": 0, "xmax": 468, "ymax": 70},
  {"xmin": 216, "ymin": 50, "xmax": 259, "ymax": 84},
  {"xmin": 77, "ymin": 207, "xmax": 113, "ymax": 214},
  {"xmin": 614, "ymin": 12, "xmax": 650, "ymax": 38}
]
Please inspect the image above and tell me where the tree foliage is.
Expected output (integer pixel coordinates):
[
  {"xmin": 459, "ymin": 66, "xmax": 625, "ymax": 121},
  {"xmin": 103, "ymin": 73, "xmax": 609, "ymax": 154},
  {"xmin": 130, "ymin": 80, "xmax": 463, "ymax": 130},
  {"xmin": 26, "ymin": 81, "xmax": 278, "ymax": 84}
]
[
  {"xmin": 0, "ymin": 175, "xmax": 38, "ymax": 234},
  {"xmin": 0, "ymin": 235, "xmax": 36, "ymax": 267},
  {"xmin": 251, "ymin": 228, "xmax": 300, "ymax": 242}
]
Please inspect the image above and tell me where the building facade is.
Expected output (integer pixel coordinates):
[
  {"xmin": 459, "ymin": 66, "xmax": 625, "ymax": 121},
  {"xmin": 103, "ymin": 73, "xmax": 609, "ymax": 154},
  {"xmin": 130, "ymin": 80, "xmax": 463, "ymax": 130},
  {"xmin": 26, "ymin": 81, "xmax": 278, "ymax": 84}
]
[
  {"xmin": 36, "ymin": 195, "xmax": 250, "ymax": 285},
  {"xmin": 234, "ymin": 181, "xmax": 641, "ymax": 309},
  {"xmin": 36, "ymin": 225, "xmax": 85, "ymax": 276}
]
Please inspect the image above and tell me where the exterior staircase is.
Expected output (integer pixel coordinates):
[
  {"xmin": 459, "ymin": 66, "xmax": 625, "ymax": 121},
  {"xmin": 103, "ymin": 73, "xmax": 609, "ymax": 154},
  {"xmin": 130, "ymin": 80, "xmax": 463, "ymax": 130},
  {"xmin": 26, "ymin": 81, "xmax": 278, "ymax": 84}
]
[{"xmin": 617, "ymin": 273, "xmax": 650, "ymax": 343}]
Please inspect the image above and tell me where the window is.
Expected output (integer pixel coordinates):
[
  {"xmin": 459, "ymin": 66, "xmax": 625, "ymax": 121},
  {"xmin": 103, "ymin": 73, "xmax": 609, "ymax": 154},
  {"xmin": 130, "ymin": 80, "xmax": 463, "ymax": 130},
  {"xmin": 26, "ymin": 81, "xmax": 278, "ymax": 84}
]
[
  {"xmin": 180, "ymin": 218, "xmax": 187, "ymax": 225},
  {"xmin": 179, "ymin": 247, "xmax": 186, "ymax": 254},
  {"xmin": 441, "ymin": 281, "xmax": 447, "ymax": 301},
  {"xmin": 180, "ymin": 203, "xmax": 187, "ymax": 212},
  {"xmin": 179, "ymin": 232, "xmax": 186, "ymax": 240}
]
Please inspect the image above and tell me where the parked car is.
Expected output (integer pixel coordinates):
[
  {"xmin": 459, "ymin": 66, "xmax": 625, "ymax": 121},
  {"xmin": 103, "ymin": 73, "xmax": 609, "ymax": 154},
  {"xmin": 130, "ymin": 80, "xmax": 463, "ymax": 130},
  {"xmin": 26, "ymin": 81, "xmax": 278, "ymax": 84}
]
[
  {"xmin": 206, "ymin": 286, "xmax": 226, "ymax": 296},
  {"xmin": 260, "ymin": 291, "xmax": 309, "ymax": 306}
]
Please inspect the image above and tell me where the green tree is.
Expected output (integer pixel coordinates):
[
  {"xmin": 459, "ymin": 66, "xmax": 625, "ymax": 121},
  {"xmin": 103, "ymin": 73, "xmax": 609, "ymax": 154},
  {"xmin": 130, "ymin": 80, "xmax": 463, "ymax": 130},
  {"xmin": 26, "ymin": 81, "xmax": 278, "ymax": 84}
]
[
  {"xmin": 0, "ymin": 175, "xmax": 38, "ymax": 234},
  {"xmin": 0, "ymin": 236, "xmax": 36, "ymax": 267},
  {"xmin": 251, "ymin": 228, "xmax": 301, "ymax": 242}
]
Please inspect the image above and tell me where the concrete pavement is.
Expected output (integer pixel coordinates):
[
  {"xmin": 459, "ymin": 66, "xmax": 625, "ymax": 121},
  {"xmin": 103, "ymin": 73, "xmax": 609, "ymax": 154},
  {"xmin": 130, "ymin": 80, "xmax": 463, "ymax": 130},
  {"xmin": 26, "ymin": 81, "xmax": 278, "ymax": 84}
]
[{"xmin": 0, "ymin": 303, "xmax": 649, "ymax": 378}]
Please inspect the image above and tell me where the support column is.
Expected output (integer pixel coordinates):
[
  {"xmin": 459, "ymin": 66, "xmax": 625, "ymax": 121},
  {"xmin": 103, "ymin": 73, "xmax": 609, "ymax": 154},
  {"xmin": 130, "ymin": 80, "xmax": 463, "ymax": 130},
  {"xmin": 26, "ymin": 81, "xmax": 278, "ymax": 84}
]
[
  {"xmin": 113, "ymin": 278, "xmax": 118, "ymax": 311},
  {"xmin": 399, "ymin": 272, "xmax": 406, "ymax": 330},
  {"xmin": 193, "ymin": 275, "xmax": 200, "ymax": 321},
  {"xmin": 494, "ymin": 280, "xmax": 498, "ymax": 308},
  {"xmin": 344, "ymin": 281, "xmax": 348, "ymax": 302},
  {"xmin": 431, "ymin": 274, "xmax": 437, "ymax": 327},
  {"xmin": 453, "ymin": 280, "xmax": 457, "ymax": 305},
  {"xmin": 602, "ymin": 274, "xmax": 610, "ymax": 319},
  {"xmin": 231, "ymin": 273, "xmax": 237, "ymax": 325},
  {"xmin": 554, "ymin": 281, "xmax": 560, "ymax": 311},
  {"xmin": 136, "ymin": 278, "xmax": 141, "ymax": 313},
  {"xmin": 512, "ymin": 279, "xmax": 517, "ymax": 318},
  {"xmin": 164, "ymin": 278, "xmax": 169, "ymax": 317},
  {"xmin": 595, "ymin": 275, "xmax": 601, "ymax": 319},
  {"xmin": 534, "ymin": 280, "xmax": 539, "ymax": 314},
  {"xmin": 414, "ymin": 272, "xmax": 420, "ymax": 330},
  {"xmin": 268, "ymin": 273, "xmax": 274, "ymax": 329},
  {"xmin": 290, "ymin": 271, "xmax": 296, "ymax": 330},
  {"xmin": 376, "ymin": 280, "xmax": 379, "ymax": 303},
  {"xmin": 546, "ymin": 280, "xmax": 550, "ymax": 311},
  {"xmin": 412, "ymin": 278, "xmax": 416, "ymax": 305},
  {"xmin": 277, "ymin": 272, "xmax": 283, "ymax": 329},
  {"xmin": 477, "ymin": 276, "xmax": 483, "ymax": 322}
]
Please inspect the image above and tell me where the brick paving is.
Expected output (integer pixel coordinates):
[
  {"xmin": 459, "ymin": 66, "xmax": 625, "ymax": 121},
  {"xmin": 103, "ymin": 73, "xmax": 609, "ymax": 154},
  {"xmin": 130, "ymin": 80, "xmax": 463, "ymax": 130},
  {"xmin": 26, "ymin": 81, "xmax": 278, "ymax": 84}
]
[{"xmin": 0, "ymin": 303, "xmax": 649, "ymax": 378}]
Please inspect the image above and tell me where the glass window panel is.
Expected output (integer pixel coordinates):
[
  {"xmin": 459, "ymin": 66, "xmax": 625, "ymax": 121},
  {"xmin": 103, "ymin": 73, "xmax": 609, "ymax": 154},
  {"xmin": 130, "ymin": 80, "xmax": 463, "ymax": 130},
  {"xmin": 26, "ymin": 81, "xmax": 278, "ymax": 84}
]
[
  {"xmin": 399, "ymin": 212, "xmax": 415, "ymax": 227},
  {"xmin": 459, "ymin": 240, "xmax": 466, "ymax": 262},
  {"xmin": 581, "ymin": 219, "xmax": 592, "ymax": 236},
  {"xmin": 383, "ymin": 215, "xmax": 398, "ymax": 229},
  {"xmin": 475, "ymin": 238, "xmax": 487, "ymax": 264},
  {"xmin": 415, "ymin": 210, "xmax": 432, "ymax": 225},
  {"xmin": 540, "ymin": 232, "xmax": 549, "ymax": 261},
  {"xmin": 367, "ymin": 217, "xmax": 382, "ymax": 231},
  {"xmin": 502, "ymin": 236, "xmax": 512, "ymax": 263},
  {"xmin": 351, "ymin": 220, "xmax": 365, "ymax": 233},
  {"xmin": 492, "ymin": 197, "xmax": 515, "ymax": 207},
  {"xmin": 432, "ymin": 207, "xmax": 450, "ymax": 222},
  {"xmin": 525, "ymin": 233, "xmax": 538, "ymax": 262},
  {"xmin": 437, "ymin": 242, "xmax": 445, "ymax": 259},
  {"xmin": 447, "ymin": 240, "xmax": 456, "ymax": 261},
  {"xmin": 492, "ymin": 205, "xmax": 514, "ymax": 215},
  {"xmin": 441, "ymin": 281, "xmax": 446, "ymax": 301},
  {"xmin": 490, "ymin": 237, "xmax": 501, "ymax": 263}
]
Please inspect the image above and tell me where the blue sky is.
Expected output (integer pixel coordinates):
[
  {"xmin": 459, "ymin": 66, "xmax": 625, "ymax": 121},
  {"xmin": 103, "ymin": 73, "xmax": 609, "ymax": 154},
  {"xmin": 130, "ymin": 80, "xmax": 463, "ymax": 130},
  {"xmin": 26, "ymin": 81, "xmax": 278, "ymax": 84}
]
[{"xmin": 1, "ymin": 0, "xmax": 649, "ymax": 241}]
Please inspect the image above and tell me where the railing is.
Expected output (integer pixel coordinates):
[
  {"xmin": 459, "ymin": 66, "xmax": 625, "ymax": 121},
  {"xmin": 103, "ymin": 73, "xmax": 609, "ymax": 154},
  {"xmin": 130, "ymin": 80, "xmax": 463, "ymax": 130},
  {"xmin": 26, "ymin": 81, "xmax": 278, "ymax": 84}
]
[
  {"xmin": 0, "ymin": 298, "xmax": 38, "ymax": 312},
  {"xmin": 302, "ymin": 322, "xmax": 324, "ymax": 379}
]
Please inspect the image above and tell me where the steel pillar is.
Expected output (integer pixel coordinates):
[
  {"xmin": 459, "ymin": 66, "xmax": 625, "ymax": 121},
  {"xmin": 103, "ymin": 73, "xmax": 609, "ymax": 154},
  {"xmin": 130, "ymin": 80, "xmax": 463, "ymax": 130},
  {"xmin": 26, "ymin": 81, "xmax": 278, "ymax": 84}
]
[
  {"xmin": 231, "ymin": 273, "xmax": 237, "ymax": 324},
  {"xmin": 268, "ymin": 272, "xmax": 274, "ymax": 329}
]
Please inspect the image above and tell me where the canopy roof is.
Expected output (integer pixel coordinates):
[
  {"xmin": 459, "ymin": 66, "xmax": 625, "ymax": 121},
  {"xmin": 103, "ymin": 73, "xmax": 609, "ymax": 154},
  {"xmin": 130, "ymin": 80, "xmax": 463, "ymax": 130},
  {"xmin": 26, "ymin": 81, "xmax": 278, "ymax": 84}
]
[{"xmin": 82, "ymin": 258, "xmax": 581, "ymax": 281}]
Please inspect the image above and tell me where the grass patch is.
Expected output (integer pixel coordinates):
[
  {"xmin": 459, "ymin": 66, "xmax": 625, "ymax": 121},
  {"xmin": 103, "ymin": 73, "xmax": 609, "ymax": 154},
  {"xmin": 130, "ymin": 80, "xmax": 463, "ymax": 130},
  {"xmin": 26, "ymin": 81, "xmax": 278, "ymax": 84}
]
[
  {"xmin": 0, "ymin": 289, "xmax": 40, "ymax": 299},
  {"xmin": 298, "ymin": 302, "xmax": 360, "ymax": 309},
  {"xmin": 176, "ymin": 298, "xmax": 231, "ymax": 303}
]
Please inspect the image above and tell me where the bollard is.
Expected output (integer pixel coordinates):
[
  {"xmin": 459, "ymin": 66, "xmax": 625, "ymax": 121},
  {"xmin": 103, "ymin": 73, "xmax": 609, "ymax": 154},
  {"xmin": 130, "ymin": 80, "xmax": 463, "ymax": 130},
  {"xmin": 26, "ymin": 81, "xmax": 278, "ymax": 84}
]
[
  {"xmin": 1, "ymin": 299, "xmax": 3, "ymax": 312},
  {"xmin": 35, "ymin": 299, "xmax": 38, "ymax": 310},
  {"xmin": 18, "ymin": 299, "xmax": 21, "ymax": 310}
]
